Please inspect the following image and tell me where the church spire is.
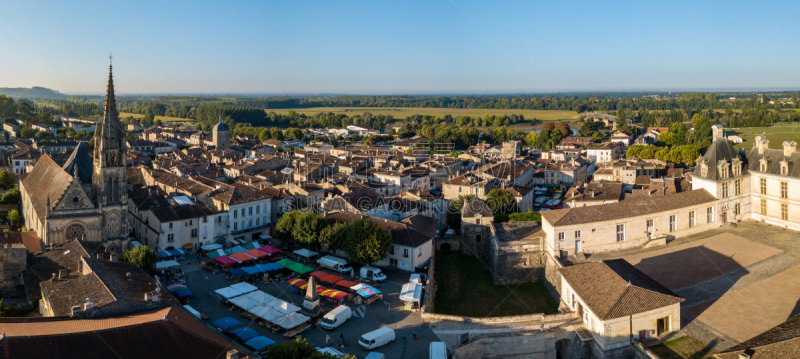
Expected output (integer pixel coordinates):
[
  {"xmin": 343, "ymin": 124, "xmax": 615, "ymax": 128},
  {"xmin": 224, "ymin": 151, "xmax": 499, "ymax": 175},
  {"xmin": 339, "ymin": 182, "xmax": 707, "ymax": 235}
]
[{"xmin": 104, "ymin": 56, "xmax": 118, "ymax": 122}]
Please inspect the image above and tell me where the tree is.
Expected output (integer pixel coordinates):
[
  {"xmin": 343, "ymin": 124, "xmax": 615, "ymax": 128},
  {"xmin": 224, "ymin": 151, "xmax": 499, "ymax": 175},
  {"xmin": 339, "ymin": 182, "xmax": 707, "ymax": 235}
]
[
  {"xmin": 320, "ymin": 222, "xmax": 349, "ymax": 252},
  {"xmin": 292, "ymin": 212, "xmax": 329, "ymax": 250},
  {"xmin": 509, "ymin": 210, "xmax": 541, "ymax": 223},
  {"xmin": 19, "ymin": 127, "xmax": 36, "ymax": 138},
  {"xmin": 36, "ymin": 131, "xmax": 53, "ymax": 138},
  {"xmin": 0, "ymin": 170, "xmax": 15, "ymax": 190},
  {"xmin": 447, "ymin": 195, "xmax": 474, "ymax": 229},
  {"xmin": 122, "ymin": 245, "xmax": 158, "ymax": 275},
  {"xmin": 276, "ymin": 210, "xmax": 302, "ymax": 244},
  {"xmin": 542, "ymin": 122, "xmax": 556, "ymax": 131},
  {"xmin": 556, "ymin": 123, "xmax": 571, "ymax": 138},
  {"xmin": 485, "ymin": 188, "xmax": 517, "ymax": 215},
  {"xmin": 0, "ymin": 189, "xmax": 20, "ymax": 204},
  {"xmin": 524, "ymin": 131, "xmax": 538, "ymax": 147},
  {"xmin": 343, "ymin": 219, "xmax": 393, "ymax": 265},
  {"xmin": 154, "ymin": 119, "xmax": 163, "ymax": 127},
  {"xmin": 6, "ymin": 210, "xmax": 22, "ymax": 227},
  {"xmin": 268, "ymin": 338, "xmax": 355, "ymax": 359}
]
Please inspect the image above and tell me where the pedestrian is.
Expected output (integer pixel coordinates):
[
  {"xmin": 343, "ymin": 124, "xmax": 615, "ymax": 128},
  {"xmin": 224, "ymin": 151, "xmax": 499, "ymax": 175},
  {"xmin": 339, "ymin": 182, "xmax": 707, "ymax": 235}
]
[
  {"xmin": 413, "ymin": 331, "xmax": 417, "ymax": 339},
  {"xmin": 326, "ymin": 335, "xmax": 331, "ymax": 346},
  {"xmin": 338, "ymin": 343, "xmax": 342, "ymax": 351},
  {"xmin": 207, "ymin": 289, "xmax": 211, "ymax": 297}
]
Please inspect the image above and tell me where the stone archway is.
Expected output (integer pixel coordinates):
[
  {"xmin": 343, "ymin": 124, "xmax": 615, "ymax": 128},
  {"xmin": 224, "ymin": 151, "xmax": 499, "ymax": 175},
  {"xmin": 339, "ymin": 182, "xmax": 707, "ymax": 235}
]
[
  {"xmin": 65, "ymin": 223, "xmax": 86, "ymax": 242},
  {"xmin": 440, "ymin": 243, "xmax": 451, "ymax": 251},
  {"xmin": 555, "ymin": 338, "xmax": 572, "ymax": 359}
]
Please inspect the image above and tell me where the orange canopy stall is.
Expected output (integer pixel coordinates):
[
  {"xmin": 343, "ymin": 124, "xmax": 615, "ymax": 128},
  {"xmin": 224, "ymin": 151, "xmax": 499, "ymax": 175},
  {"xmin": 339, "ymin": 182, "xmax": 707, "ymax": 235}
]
[
  {"xmin": 309, "ymin": 271, "xmax": 328, "ymax": 279},
  {"xmin": 229, "ymin": 252, "xmax": 255, "ymax": 263},
  {"xmin": 320, "ymin": 274, "xmax": 343, "ymax": 285},
  {"xmin": 244, "ymin": 249, "xmax": 268, "ymax": 259}
]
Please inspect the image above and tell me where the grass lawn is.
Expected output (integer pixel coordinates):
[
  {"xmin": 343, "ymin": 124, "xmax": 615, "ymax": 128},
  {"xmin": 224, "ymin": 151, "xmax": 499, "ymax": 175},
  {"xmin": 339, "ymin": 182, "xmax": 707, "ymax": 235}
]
[
  {"xmin": 433, "ymin": 251, "xmax": 559, "ymax": 317},
  {"xmin": 724, "ymin": 122, "xmax": 800, "ymax": 151},
  {"xmin": 119, "ymin": 112, "xmax": 195, "ymax": 123},
  {"xmin": 648, "ymin": 337, "xmax": 717, "ymax": 359},
  {"xmin": 269, "ymin": 107, "xmax": 579, "ymax": 122}
]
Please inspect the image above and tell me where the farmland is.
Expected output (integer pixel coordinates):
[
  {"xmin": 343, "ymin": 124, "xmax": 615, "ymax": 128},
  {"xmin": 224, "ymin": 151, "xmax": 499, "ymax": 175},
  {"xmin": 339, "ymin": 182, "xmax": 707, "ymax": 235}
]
[
  {"xmin": 268, "ymin": 107, "xmax": 579, "ymax": 122},
  {"xmin": 119, "ymin": 112, "xmax": 194, "ymax": 123},
  {"xmin": 725, "ymin": 122, "xmax": 800, "ymax": 151}
]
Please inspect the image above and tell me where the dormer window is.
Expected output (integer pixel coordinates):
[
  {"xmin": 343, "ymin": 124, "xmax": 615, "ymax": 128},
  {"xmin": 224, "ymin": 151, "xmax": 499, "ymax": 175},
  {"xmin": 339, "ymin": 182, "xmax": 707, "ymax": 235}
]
[
  {"xmin": 760, "ymin": 159, "xmax": 769, "ymax": 172},
  {"xmin": 781, "ymin": 161, "xmax": 789, "ymax": 175},
  {"xmin": 732, "ymin": 159, "xmax": 742, "ymax": 177},
  {"xmin": 701, "ymin": 165, "xmax": 708, "ymax": 178}
]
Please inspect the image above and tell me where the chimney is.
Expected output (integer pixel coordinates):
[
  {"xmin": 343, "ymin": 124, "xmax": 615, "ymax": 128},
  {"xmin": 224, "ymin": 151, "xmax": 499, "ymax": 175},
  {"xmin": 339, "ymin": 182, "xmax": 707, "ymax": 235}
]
[
  {"xmin": 226, "ymin": 350, "xmax": 239, "ymax": 359},
  {"xmin": 738, "ymin": 354, "xmax": 751, "ymax": 359},
  {"xmin": 758, "ymin": 138, "xmax": 769, "ymax": 155},
  {"xmin": 51, "ymin": 273, "xmax": 58, "ymax": 282},
  {"xmin": 83, "ymin": 299, "xmax": 94, "ymax": 311},
  {"xmin": 58, "ymin": 269, "xmax": 67, "ymax": 280},
  {"xmin": 784, "ymin": 141, "xmax": 796, "ymax": 157},
  {"xmin": 711, "ymin": 124, "xmax": 724, "ymax": 140},
  {"xmin": 70, "ymin": 306, "xmax": 81, "ymax": 317}
]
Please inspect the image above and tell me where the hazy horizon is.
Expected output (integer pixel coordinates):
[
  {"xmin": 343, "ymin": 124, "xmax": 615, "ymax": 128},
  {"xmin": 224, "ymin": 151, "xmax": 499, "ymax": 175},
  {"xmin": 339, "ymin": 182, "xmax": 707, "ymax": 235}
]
[{"xmin": 2, "ymin": 0, "xmax": 799, "ymax": 95}]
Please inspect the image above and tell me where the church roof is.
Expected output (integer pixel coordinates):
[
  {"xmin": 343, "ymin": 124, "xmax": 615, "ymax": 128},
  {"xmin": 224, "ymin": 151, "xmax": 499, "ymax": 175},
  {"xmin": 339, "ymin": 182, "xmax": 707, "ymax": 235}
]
[
  {"xmin": 213, "ymin": 119, "xmax": 229, "ymax": 132},
  {"xmin": 62, "ymin": 143, "xmax": 93, "ymax": 184},
  {"xmin": 21, "ymin": 154, "xmax": 75, "ymax": 221}
]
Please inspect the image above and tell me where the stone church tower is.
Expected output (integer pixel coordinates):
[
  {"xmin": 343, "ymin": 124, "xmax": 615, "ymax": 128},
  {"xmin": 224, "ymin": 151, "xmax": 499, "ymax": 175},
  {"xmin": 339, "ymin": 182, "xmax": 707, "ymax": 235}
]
[
  {"xmin": 212, "ymin": 116, "xmax": 230, "ymax": 149},
  {"xmin": 92, "ymin": 62, "xmax": 129, "ymax": 244}
]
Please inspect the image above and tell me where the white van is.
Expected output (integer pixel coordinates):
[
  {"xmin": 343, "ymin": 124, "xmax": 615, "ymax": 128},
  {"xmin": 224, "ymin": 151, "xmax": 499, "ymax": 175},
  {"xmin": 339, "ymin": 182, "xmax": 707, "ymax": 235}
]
[
  {"xmin": 358, "ymin": 327, "xmax": 395, "ymax": 350},
  {"xmin": 317, "ymin": 255, "xmax": 353, "ymax": 274},
  {"xmin": 320, "ymin": 305, "xmax": 352, "ymax": 330},
  {"xmin": 360, "ymin": 266, "xmax": 387, "ymax": 282},
  {"xmin": 409, "ymin": 273, "xmax": 426, "ymax": 284},
  {"xmin": 429, "ymin": 342, "xmax": 447, "ymax": 359}
]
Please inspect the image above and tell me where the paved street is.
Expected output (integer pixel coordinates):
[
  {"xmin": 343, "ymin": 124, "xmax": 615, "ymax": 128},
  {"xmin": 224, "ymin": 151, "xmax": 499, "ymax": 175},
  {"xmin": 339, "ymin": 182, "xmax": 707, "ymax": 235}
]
[{"xmin": 169, "ymin": 259, "xmax": 438, "ymax": 359}]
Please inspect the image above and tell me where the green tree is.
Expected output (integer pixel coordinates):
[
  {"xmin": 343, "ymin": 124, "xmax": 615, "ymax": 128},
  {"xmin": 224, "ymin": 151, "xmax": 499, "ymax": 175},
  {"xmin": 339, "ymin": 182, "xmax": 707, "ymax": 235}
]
[
  {"xmin": 122, "ymin": 245, "xmax": 158, "ymax": 275},
  {"xmin": 509, "ymin": 209, "xmax": 541, "ymax": 223},
  {"xmin": 0, "ymin": 170, "xmax": 15, "ymax": 190},
  {"xmin": 524, "ymin": 131, "xmax": 539, "ymax": 147},
  {"xmin": 1, "ymin": 189, "xmax": 20, "ymax": 204},
  {"xmin": 6, "ymin": 210, "xmax": 22, "ymax": 227},
  {"xmin": 447, "ymin": 194, "xmax": 474, "ymax": 229},
  {"xmin": 268, "ymin": 338, "xmax": 355, "ymax": 359},
  {"xmin": 485, "ymin": 188, "xmax": 517, "ymax": 215},
  {"xmin": 276, "ymin": 210, "xmax": 302, "ymax": 244},
  {"xmin": 343, "ymin": 219, "xmax": 393, "ymax": 265},
  {"xmin": 292, "ymin": 212, "xmax": 329, "ymax": 250},
  {"xmin": 36, "ymin": 130, "xmax": 53, "ymax": 138},
  {"xmin": 320, "ymin": 222, "xmax": 349, "ymax": 252},
  {"xmin": 556, "ymin": 123, "xmax": 571, "ymax": 138},
  {"xmin": 19, "ymin": 127, "xmax": 36, "ymax": 138}
]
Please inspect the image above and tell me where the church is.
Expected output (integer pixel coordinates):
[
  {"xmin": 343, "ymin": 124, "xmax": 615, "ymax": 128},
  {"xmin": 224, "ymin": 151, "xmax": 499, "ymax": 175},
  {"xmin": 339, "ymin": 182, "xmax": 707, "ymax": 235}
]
[{"xmin": 20, "ymin": 63, "xmax": 130, "ymax": 254}]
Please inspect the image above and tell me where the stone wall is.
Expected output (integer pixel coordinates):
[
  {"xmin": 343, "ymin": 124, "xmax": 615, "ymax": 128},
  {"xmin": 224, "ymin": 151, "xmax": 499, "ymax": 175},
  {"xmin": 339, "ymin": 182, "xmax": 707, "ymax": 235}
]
[
  {"xmin": 543, "ymin": 251, "xmax": 564, "ymax": 300},
  {"xmin": 0, "ymin": 243, "xmax": 26, "ymax": 297},
  {"xmin": 421, "ymin": 311, "xmax": 576, "ymax": 325},
  {"xmin": 422, "ymin": 250, "xmax": 436, "ymax": 314},
  {"xmin": 490, "ymin": 249, "xmax": 546, "ymax": 285},
  {"xmin": 460, "ymin": 222, "xmax": 490, "ymax": 257},
  {"xmin": 434, "ymin": 237, "xmax": 460, "ymax": 252}
]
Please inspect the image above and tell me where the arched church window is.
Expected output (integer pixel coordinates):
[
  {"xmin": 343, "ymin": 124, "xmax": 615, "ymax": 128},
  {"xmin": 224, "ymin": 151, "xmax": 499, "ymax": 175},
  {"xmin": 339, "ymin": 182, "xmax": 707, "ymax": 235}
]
[
  {"xmin": 113, "ymin": 177, "xmax": 120, "ymax": 202},
  {"xmin": 107, "ymin": 177, "xmax": 113, "ymax": 204},
  {"xmin": 65, "ymin": 224, "xmax": 86, "ymax": 241}
]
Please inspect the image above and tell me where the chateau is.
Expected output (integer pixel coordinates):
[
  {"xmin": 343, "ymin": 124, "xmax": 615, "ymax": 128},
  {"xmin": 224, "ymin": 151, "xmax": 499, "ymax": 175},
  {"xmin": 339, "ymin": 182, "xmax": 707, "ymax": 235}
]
[{"xmin": 20, "ymin": 63, "xmax": 130, "ymax": 253}]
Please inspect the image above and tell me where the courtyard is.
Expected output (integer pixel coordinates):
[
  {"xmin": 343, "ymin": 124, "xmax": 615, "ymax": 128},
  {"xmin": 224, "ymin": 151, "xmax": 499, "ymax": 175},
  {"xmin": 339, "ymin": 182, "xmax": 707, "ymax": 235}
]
[
  {"xmin": 593, "ymin": 220, "xmax": 800, "ymax": 350},
  {"xmin": 433, "ymin": 251, "xmax": 559, "ymax": 317}
]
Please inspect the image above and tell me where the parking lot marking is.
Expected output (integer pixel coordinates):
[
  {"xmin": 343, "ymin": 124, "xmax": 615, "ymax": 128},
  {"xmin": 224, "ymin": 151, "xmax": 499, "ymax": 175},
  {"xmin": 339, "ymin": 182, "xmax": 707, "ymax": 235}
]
[{"xmin": 354, "ymin": 305, "xmax": 366, "ymax": 318}]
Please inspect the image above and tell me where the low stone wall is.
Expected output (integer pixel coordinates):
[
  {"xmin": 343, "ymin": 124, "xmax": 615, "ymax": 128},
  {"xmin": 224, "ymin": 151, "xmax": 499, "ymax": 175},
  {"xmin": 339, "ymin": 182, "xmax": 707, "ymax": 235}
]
[
  {"xmin": 421, "ymin": 311, "xmax": 576, "ymax": 324},
  {"xmin": 434, "ymin": 237, "xmax": 461, "ymax": 252},
  {"xmin": 422, "ymin": 251, "xmax": 436, "ymax": 314},
  {"xmin": 543, "ymin": 251, "xmax": 564, "ymax": 300}
]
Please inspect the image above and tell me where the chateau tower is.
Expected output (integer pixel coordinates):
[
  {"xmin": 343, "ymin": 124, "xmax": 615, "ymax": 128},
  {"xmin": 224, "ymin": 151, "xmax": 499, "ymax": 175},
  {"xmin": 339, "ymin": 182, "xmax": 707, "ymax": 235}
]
[{"xmin": 212, "ymin": 116, "xmax": 230, "ymax": 149}]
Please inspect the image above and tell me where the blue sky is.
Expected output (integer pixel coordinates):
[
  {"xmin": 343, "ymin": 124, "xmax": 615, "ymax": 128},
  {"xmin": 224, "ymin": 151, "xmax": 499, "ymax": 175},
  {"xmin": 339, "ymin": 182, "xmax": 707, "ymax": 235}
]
[{"xmin": 1, "ymin": 0, "xmax": 799, "ymax": 95}]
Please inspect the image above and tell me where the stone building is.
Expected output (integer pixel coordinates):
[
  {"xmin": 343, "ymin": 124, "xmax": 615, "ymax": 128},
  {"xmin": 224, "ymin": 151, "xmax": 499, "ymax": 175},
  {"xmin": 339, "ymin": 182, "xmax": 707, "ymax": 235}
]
[
  {"xmin": 0, "ymin": 243, "xmax": 27, "ymax": 297},
  {"xmin": 560, "ymin": 260, "xmax": 683, "ymax": 356},
  {"xmin": 487, "ymin": 221, "xmax": 545, "ymax": 285},
  {"xmin": 460, "ymin": 198, "xmax": 494, "ymax": 257},
  {"xmin": 212, "ymin": 117, "xmax": 229, "ymax": 150},
  {"xmin": 20, "ymin": 64, "xmax": 130, "ymax": 253}
]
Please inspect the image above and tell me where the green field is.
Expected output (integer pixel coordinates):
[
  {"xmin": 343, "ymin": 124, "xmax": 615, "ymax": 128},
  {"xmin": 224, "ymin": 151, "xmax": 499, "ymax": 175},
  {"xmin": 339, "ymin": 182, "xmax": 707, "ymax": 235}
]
[
  {"xmin": 270, "ymin": 107, "xmax": 579, "ymax": 122},
  {"xmin": 433, "ymin": 251, "xmax": 559, "ymax": 317},
  {"xmin": 119, "ymin": 112, "xmax": 195, "ymax": 123},
  {"xmin": 648, "ymin": 337, "xmax": 716, "ymax": 359},
  {"xmin": 725, "ymin": 123, "xmax": 800, "ymax": 151}
]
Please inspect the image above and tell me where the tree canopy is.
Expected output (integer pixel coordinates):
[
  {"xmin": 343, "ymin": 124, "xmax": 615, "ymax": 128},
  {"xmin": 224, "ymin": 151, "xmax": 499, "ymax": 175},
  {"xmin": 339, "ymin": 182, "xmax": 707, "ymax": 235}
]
[
  {"xmin": 122, "ymin": 245, "xmax": 158, "ymax": 275},
  {"xmin": 0, "ymin": 170, "xmax": 15, "ymax": 190},
  {"xmin": 485, "ymin": 188, "xmax": 517, "ymax": 215},
  {"xmin": 343, "ymin": 219, "xmax": 393, "ymax": 265},
  {"xmin": 268, "ymin": 338, "xmax": 356, "ymax": 359}
]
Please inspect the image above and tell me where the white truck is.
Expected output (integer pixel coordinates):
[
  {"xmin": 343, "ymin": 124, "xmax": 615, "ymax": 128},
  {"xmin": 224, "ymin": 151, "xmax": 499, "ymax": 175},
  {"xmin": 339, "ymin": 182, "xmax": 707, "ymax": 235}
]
[
  {"xmin": 360, "ymin": 266, "xmax": 387, "ymax": 282},
  {"xmin": 317, "ymin": 255, "xmax": 353, "ymax": 274},
  {"xmin": 320, "ymin": 305, "xmax": 352, "ymax": 330},
  {"xmin": 359, "ymin": 327, "xmax": 395, "ymax": 350}
]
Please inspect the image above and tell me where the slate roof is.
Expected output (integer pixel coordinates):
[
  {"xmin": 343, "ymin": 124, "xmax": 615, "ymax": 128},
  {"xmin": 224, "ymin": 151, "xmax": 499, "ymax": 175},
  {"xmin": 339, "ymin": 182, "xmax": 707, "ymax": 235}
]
[
  {"xmin": 564, "ymin": 180, "xmax": 623, "ymax": 204},
  {"xmin": 493, "ymin": 221, "xmax": 544, "ymax": 243},
  {"xmin": 324, "ymin": 212, "xmax": 433, "ymax": 248},
  {"xmin": 0, "ymin": 305, "xmax": 254, "ymax": 359},
  {"xmin": 20, "ymin": 154, "xmax": 75, "ymax": 221},
  {"xmin": 745, "ymin": 142, "xmax": 800, "ymax": 177},
  {"xmin": 462, "ymin": 198, "xmax": 493, "ymax": 218},
  {"xmin": 694, "ymin": 137, "xmax": 747, "ymax": 180},
  {"xmin": 559, "ymin": 259, "xmax": 683, "ymax": 320},
  {"xmin": 717, "ymin": 313, "xmax": 800, "ymax": 359},
  {"xmin": 150, "ymin": 203, "xmax": 217, "ymax": 222},
  {"xmin": 61, "ymin": 143, "xmax": 93, "ymax": 184},
  {"xmin": 542, "ymin": 189, "xmax": 717, "ymax": 227},
  {"xmin": 209, "ymin": 184, "xmax": 269, "ymax": 206}
]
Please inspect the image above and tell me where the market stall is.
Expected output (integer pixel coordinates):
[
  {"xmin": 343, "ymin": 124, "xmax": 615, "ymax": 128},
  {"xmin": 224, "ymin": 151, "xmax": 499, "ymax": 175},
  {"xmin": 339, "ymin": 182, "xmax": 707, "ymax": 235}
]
[
  {"xmin": 350, "ymin": 283, "xmax": 382, "ymax": 305},
  {"xmin": 269, "ymin": 299, "xmax": 301, "ymax": 315},
  {"xmin": 286, "ymin": 278, "xmax": 308, "ymax": 293},
  {"xmin": 212, "ymin": 317, "xmax": 241, "ymax": 330},
  {"xmin": 201, "ymin": 243, "xmax": 223, "ymax": 251},
  {"xmin": 167, "ymin": 284, "xmax": 189, "ymax": 293},
  {"xmin": 276, "ymin": 258, "xmax": 314, "ymax": 275},
  {"xmin": 273, "ymin": 311, "xmax": 311, "ymax": 337},
  {"xmin": 244, "ymin": 336, "xmax": 276, "ymax": 352},
  {"xmin": 229, "ymin": 282, "xmax": 258, "ymax": 295},
  {"xmin": 255, "ymin": 263, "xmax": 283, "ymax": 272},
  {"xmin": 207, "ymin": 249, "xmax": 231, "ymax": 258},
  {"xmin": 227, "ymin": 268, "xmax": 246, "ymax": 277},
  {"xmin": 229, "ymin": 252, "xmax": 255, "ymax": 263},
  {"xmin": 157, "ymin": 250, "xmax": 171, "ymax": 259},
  {"xmin": 333, "ymin": 279, "xmax": 357, "ymax": 291},
  {"xmin": 242, "ymin": 242, "xmax": 261, "ymax": 251},
  {"xmin": 257, "ymin": 245, "xmax": 281, "ymax": 256},
  {"xmin": 229, "ymin": 327, "xmax": 260, "ymax": 342},
  {"xmin": 399, "ymin": 282, "xmax": 423, "ymax": 310},
  {"xmin": 244, "ymin": 248, "xmax": 268, "ymax": 260},
  {"xmin": 156, "ymin": 260, "xmax": 180, "ymax": 270},
  {"xmin": 214, "ymin": 255, "xmax": 240, "ymax": 266},
  {"xmin": 318, "ymin": 287, "xmax": 348, "ymax": 305},
  {"xmin": 293, "ymin": 248, "xmax": 318, "ymax": 263},
  {"xmin": 241, "ymin": 266, "xmax": 262, "ymax": 276},
  {"xmin": 320, "ymin": 274, "xmax": 344, "ymax": 286},
  {"xmin": 230, "ymin": 245, "xmax": 248, "ymax": 254},
  {"xmin": 309, "ymin": 271, "xmax": 328, "ymax": 280},
  {"xmin": 215, "ymin": 287, "xmax": 245, "ymax": 300}
]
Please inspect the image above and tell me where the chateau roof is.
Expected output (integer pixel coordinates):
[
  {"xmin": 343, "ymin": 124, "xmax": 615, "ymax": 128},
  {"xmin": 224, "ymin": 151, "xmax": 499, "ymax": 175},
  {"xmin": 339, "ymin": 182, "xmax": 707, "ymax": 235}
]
[
  {"xmin": 559, "ymin": 260, "xmax": 683, "ymax": 320},
  {"xmin": 718, "ymin": 313, "xmax": 800, "ymax": 359},
  {"xmin": 746, "ymin": 144, "xmax": 800, "ymax": 177},
  {"xmin": 694, "ymin": 137, "xmax": 746, "ymax": 180},
  {"xmin": 542, "ymin": 189, "xmax": 717, "ymax": 227}
]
